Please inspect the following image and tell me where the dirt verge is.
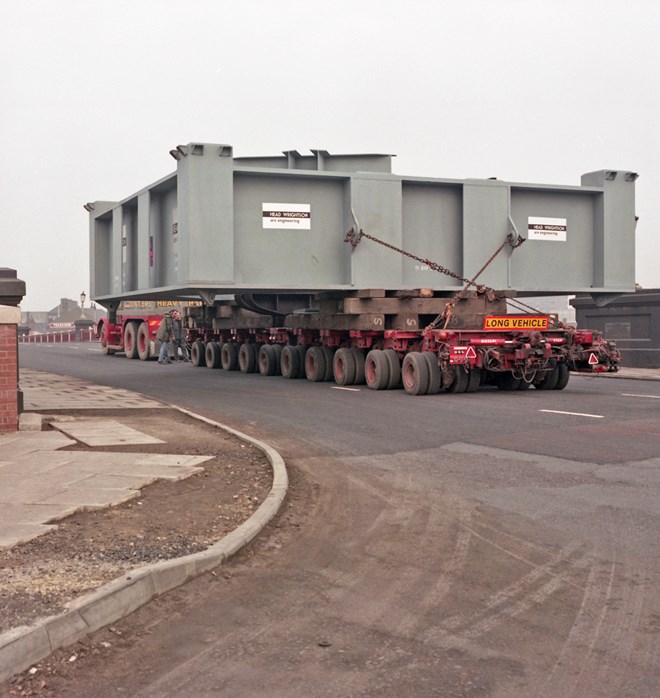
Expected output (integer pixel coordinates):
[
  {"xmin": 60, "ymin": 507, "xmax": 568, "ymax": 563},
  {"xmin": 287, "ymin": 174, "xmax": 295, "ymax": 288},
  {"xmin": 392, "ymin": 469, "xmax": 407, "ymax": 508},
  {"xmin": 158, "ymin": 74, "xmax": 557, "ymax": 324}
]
[{"xmin": 0, "ymin": 408, "xmax": 273, "ymax": 635}]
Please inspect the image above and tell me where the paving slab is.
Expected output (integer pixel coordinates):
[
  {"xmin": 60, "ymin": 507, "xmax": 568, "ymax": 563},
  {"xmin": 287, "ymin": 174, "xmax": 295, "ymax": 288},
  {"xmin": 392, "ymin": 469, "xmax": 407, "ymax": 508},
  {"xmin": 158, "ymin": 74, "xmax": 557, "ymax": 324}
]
[
  {"xmin": 0, "ymin": 432, "xmax": 75, "ymax": 456},
  {"xmin": 19, "ymin": 368, "xmax": 165, "ymax": 410},
  {"xmin": 50, "ymin": 419, "xmax": 165, "ymax": 447},
  {"xmin": 0, "ymin": 446, "xmax": 212, "ymax": 549}
]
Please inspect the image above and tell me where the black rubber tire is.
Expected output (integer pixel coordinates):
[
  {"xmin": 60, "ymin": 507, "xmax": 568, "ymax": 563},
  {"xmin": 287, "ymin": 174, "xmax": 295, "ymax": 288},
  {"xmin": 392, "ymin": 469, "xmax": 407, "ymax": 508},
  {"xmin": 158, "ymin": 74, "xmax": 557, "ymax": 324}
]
[
  {"xmin": 124, "ymin": 322, "xmax": 139, "ymax": 360},
  {"xmin": 295, "ymin": 346, "xmax": 308, "ymax": 378},
  {"xmin": 239, "ymin": 342, "xmax": 258, "ymax": 374},
  {"xmin": 535, "ymin": 365, "xmax": 559, "ymax": 390},
  {"xmin": 495, "ymin": 372, "xmax": 521, "ymax": 391},
  {"xmin": 281, "ymin": 345, "xmax": 301, "ymax": 379},
  {"xmin": 136, "ymin": 322, "xmax": 153, "ymax": 361},
  {"xmin": 445, "ymin": 366, "xmax": 469, "ymax": 393},
  {"xmin": 422, "ymin": 352, "xmax": 443, "ymax": 394},
  {"xmin": 99, "ymin": 323, "xmax": 116, "ymax": 355},
  {"xmin": 333, "ymin": 348, "xmax": 356, "ymax": 386},
  {"xmin": 384, "ymin": 349, "xmax": 402, "ymax": 389},
  {"xmin": 221, "ymin": 342, "xmax": 239, "ymax": 371},
  {"xmin": 321, "ymin": 346, "xmax": 335, "ymax": 381},
  {"xmin": 305, "ymin": 346, "xmax": 327, "ymax": 382},
  {"xmin": 272, "ymin": 344, "xmax": 283, "ymax": 374},
  {"xmin": 553, "ymin": 363, "xmax": 570, "ymax": 390},
  {"xmin": 190, "ymin": 340, "xmax": 206, "ymax": 367},
  {"xmin": 365, "ymin": 350, "xmax": 390, "ymax": 390},
  {"xmin": 205, "ymin": 341, "xmax": 222, "ymax": 369},
  {"xmin": 352, "ymin": 349, "xmax": 366, "ymax": 385},
  {"xmin": 402, "ymin": 352, "xmax": 430, "ymax": 396},
  {"xmin": 258, "ymin": 344, "xmax": 278, "ymax": 376},
  {"xmin": 465, "ymin": 368, "xmax": 482, "ymax": 393}
]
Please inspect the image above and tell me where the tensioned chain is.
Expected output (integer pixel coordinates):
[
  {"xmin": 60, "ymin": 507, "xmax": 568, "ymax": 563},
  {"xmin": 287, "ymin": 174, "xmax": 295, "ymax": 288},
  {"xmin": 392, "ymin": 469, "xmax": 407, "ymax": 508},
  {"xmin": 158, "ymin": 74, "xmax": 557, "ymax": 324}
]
[{"xmin": 344, "ymin": 228, "xmax": 525, "ymax": 295}]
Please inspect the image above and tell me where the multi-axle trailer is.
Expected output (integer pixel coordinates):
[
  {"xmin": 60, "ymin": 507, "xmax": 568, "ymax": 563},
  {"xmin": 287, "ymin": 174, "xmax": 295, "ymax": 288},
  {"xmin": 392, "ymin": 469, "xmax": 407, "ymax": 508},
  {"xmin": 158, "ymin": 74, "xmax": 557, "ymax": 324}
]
[
  {"xmin": 90, "ymin": 142, "xmax": 634, "ymax": 395},
  {"xmin": 98, "ymin": 287, "xmax": 621, "ymax": 395}
]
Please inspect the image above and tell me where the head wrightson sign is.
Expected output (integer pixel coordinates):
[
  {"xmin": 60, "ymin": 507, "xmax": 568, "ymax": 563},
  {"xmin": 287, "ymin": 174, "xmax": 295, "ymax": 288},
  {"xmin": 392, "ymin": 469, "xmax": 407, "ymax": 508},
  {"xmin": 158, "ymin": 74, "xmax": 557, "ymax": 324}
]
[{"xmin": 483, "ymin": 315, "xmax": 550, "ymax": 331}]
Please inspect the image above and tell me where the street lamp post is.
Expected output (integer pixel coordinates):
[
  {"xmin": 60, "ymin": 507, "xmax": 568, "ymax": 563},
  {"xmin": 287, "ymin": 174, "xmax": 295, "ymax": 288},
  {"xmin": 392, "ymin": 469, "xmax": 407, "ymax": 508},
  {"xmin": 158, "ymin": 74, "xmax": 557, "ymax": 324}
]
[{"xmin": 75, "ymin": 291, "xmax": 92, "ymax": 340}]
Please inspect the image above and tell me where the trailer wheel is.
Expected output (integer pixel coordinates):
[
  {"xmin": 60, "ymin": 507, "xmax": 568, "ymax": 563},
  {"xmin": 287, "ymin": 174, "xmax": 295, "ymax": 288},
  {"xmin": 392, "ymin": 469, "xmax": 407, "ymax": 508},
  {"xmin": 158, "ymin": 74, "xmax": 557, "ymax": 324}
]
[
  {"xmin": 221, "ymin": 342, "xmax": 239, "ymax": 371},
  {"xmin": 445, "ymin": 366, "xmax": 469, "ymax": 393},
  {"xmin": 205, "ymin": 341, "xmax": 222, "ymax": 369},
  {"xmin": 258, "ymin": 344, "xmax": 278, "ymax": 376},
  {"xmin": 554, "ymin": 363, "xmax": 570, "ymax": 390},
  {"xmin": 534, "ymin": 365, "xmax": 559, "ymax": 390},
  {"xmin": 321, "ymin": 346, "xmax": 335, "ymax": 381},
  {"xmin": 281, "ymin": 345, "xmax": 301, "ymax": 379},
  {"xmin": 333, "ymin": 348, "xmax": 356, "ymax": 386},
  {"xmin": 402, "ymin": 352, "xmax": 430, "ymax": 395},
  {"xmin": 136, "ymin": 322, "xmax": 152, "ymax": 360},
  {"xmin": 495, "ymin": 372, "xmax": 521, "ymax": 391},
  {"xmin": 124, "ymin": 322, "xmax": 139, "ymax": 360},
  {"xmin": 305, "ymin": 346, "xmax": 327, "ymax": 382},
  {"xmin": 422, "ymin": 352, "xmax": 442, "ymax": 394},
  {"xmin": 365, "ymin": 350, "xmax": 390, "ymax": 390},
  {"xmin": 239, "ymin": 342, "xmax": 258, "ymax": 373},
  {"xmin": 272, "ymin": 344, "xmax": 283, "ymax": 374},
  {"xmin": 99, "ymin": 323, "xmax": 116, "ymax": 355},
  {"xmin": 351, "ymin": 349, "xmax": 366, "ymax": 385},
  {"xmin": 190, "ymin": 340, "xmax": 206, "ymax": 367},
  {"xmin": 384, "ymin": 349, "xmax": 402, "ymax": 389},
  {"xmin": 466, "ymin": 368, "xmax": 482, "ymax": 393}
]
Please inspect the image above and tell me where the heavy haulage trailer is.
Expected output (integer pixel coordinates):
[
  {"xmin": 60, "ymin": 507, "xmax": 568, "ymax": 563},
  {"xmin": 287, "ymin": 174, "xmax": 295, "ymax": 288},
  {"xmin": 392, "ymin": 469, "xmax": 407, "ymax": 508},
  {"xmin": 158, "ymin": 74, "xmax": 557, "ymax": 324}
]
[{"xmin": 89, "ymin": 142, "xmax": 636, "ymax": 395}]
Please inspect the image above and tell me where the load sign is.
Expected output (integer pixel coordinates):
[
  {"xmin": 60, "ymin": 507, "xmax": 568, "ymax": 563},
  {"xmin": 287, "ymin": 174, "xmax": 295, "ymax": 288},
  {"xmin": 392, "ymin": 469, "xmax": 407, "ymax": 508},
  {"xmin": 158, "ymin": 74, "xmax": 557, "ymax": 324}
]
[
  {"xmin": 483, "ymin": 316, "xmax": 549, "ymax": 331},
  {"xmin": 262, "ymin": 203, "xmax": 311, "ymax": 229},
  {"xmin": 528, "ymin": 216, "xmax": 567, "ymax": 241}
]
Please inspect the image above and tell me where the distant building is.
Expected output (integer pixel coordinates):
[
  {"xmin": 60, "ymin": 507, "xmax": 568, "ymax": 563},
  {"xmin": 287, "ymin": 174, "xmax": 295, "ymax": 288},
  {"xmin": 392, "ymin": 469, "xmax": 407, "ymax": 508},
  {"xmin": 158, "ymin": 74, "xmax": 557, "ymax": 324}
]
[
  {"xmin": 507, "ymin": 295, "xmax": 576, "ymax": 326},
  {"xmin": 20, "ymin": 298, "xmax": 105, "ymax": 335},
  {"xmin": 571, "ymin": 289, "xmax": 660, "ymax": 368}
]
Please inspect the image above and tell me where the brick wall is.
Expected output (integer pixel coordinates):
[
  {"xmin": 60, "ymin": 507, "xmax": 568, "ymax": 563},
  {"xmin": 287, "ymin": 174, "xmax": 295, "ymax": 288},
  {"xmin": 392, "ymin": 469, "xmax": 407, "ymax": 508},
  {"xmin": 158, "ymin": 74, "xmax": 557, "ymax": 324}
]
[{"xmin": 0, "ymin": 306, "xmax": 20, "ymax": 432}]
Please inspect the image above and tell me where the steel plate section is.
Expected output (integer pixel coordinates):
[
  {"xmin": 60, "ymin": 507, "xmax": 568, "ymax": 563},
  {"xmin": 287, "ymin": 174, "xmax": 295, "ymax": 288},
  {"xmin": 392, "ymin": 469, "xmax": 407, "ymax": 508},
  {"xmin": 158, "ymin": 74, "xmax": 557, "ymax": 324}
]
[
  {"xmin": 233, "ymin": 173, "xmax": 348, "ymax": 289},
  {"xmin": 350, "ymin": 174, "xmax": 403, "ymax": 288},
  {"xmin": 88, "ymin": 143, "xmax": 637, "ymax": 306},
  {"xmin": 510, "ymin": 188, "xmax": 595, "ymax": 292},
  {"xmin": 401, "ymin": 181, "xmax": 463, "ymax": 289}
]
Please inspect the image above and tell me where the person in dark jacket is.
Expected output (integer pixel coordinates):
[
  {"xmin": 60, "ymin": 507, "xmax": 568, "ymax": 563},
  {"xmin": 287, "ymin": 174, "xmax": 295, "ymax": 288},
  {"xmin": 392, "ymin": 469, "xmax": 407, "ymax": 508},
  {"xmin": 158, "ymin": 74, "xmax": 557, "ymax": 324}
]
[
  {"xmin": 156, "ymin": 312, "xmax": 174, "ymax": 364},
  {"xmin": 170, "ymin": 310, "xmax": 188, "ymax": 361}
]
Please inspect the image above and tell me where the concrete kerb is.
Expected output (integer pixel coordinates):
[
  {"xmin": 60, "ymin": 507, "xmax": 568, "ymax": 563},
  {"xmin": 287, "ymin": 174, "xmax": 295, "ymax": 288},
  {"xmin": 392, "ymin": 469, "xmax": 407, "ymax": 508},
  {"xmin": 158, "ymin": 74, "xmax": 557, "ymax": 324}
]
[{"xmin": 0, "ymin": 405, "xmax": 288, "ymax": 683}]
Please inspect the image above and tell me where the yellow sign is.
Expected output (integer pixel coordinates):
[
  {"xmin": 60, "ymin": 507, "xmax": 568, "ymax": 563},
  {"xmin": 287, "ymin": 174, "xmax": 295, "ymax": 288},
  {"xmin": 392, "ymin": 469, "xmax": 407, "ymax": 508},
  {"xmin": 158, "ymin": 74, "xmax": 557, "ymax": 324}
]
[{"xmin": 483, "ymin": 315, "xmax": 549, "ymax": 330}]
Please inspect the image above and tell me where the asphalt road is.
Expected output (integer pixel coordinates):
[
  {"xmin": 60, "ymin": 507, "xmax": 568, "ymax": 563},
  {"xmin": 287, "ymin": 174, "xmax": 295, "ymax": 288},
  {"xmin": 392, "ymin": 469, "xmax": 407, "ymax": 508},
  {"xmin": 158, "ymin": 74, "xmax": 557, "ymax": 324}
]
[{"xmin": 17, "ymin": 344, "xmax": 660, "ymax": 697}]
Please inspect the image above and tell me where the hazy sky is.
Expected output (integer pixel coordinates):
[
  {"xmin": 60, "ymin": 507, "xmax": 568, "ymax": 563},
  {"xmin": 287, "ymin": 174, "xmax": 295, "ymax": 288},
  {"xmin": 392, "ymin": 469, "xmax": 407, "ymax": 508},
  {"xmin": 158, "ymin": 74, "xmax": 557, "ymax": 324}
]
[{"xmin": 3, "ymin": 0, "xmax": 658, "ymax": 310}]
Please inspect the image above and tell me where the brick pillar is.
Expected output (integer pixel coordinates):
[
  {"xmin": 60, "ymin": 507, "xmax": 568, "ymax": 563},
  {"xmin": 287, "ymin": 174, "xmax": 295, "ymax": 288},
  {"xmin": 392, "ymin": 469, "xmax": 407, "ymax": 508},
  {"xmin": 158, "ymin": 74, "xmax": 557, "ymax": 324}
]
[{"xmin": 0, "ymin": 305, "xmax": 20, "ymax": 432}]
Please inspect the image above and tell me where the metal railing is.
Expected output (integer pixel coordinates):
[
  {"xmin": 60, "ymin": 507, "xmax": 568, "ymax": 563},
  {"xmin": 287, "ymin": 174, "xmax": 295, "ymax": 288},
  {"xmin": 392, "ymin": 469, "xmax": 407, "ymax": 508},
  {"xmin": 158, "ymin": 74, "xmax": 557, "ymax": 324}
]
[{"xmin": 19, "ymin": 329, "xmax": 98, "ymax": 343}]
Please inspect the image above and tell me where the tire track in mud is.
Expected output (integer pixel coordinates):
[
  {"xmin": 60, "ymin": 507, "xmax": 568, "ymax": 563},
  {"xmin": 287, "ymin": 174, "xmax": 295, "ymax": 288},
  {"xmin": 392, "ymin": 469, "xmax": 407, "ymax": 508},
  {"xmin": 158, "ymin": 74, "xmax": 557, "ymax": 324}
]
[
  {"xmin": 420, "ymin": 538, "xmax": 588, "ymax": 645},
  {"xmin": 540, "ymin": 538, "xmax": 656, "ymax": 696}
]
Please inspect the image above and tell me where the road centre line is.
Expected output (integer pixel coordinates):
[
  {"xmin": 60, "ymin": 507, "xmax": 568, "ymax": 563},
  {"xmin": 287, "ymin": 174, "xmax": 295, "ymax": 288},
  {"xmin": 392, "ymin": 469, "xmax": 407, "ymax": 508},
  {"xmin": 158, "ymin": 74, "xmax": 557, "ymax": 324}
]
[
  {"xmin": 539, "ymin": 409, "xmax": 604, "ymax": 419},
  {"xmin": 621, "ymin": 393, "xmax": 660, "ymax": 399}
]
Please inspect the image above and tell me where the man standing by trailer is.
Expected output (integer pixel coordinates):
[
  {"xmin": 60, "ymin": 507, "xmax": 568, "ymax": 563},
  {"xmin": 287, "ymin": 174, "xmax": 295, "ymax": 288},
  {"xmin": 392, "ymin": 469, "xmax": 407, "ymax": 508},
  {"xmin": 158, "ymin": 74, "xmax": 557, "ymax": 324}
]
[
  {"xmin": 157, "ymin": 312, "xmax": 174, "ymax": 364},
  {"xmin": 170, "ymin": 309, "xmax": 188, "ymax": 361}
]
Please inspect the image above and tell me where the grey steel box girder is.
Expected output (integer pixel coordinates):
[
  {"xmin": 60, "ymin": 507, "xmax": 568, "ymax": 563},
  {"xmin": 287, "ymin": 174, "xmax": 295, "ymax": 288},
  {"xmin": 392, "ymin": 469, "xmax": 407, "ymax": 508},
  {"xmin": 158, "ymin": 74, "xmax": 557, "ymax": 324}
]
[{"xmin": 88, "ymin": 143, "xmax": 637, "ymax": 308}]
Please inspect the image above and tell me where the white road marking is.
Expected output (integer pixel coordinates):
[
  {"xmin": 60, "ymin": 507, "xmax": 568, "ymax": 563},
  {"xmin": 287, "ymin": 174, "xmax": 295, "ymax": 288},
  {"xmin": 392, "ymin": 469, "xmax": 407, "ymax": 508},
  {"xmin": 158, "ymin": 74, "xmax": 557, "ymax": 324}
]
[
  {"xmin": 332, "ymin": 386, "xmax": 361, "ymax": 392},
  {"xmin": 539, "ymin": 409, "xmax": 604, "ymax": 419},
  {"xmin": 621, "ymin": 393, "xmax": 660, "ymax": 399}
]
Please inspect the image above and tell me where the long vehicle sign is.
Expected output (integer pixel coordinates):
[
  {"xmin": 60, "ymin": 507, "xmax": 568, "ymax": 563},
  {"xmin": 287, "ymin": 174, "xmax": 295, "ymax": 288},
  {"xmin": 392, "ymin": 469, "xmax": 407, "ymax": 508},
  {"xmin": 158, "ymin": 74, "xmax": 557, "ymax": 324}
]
[{"xmin": 483, "ymin": 315, "xmax": 549, "ymax": 330}]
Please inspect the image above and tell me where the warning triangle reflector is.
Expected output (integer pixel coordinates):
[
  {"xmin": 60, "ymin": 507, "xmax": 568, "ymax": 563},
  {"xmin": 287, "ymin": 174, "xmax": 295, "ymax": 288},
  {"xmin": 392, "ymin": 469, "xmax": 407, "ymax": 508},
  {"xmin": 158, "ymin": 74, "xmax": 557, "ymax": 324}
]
[
  {"xmin": 588, "ymin": 352, "xmax": 599, "ymax": 365},
  {"xmin": 465, "ymin": 346, "xmax": 477, "ymax": 359}
]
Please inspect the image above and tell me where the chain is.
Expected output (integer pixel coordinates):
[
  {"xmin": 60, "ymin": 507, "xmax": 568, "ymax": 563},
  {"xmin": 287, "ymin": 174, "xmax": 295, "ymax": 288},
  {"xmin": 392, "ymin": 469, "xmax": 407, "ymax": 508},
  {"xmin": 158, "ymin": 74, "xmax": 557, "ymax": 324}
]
[
  {"xmin": 345, "ymin": 228, "xmax": 483, "ymax": 288},
  {"xmin": 344, "ymin": 228, "xmax": 524, "ymax": 295},
  {"xmin": 344, "ymin": 227, "xmax": 525, "ymax": 333}
]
